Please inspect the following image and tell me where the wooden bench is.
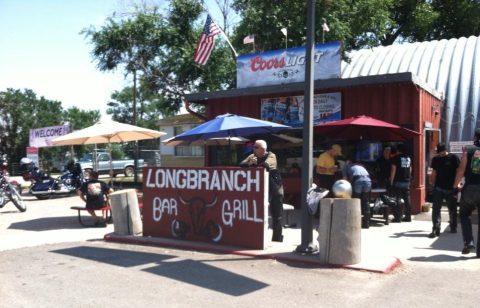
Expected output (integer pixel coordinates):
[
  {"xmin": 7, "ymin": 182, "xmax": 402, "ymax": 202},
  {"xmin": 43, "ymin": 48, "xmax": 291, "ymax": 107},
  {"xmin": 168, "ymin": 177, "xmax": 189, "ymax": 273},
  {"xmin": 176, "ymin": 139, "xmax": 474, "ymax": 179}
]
[{"xmin": 71, "ymin": 205, "xmax": 112, "ymax": 227}]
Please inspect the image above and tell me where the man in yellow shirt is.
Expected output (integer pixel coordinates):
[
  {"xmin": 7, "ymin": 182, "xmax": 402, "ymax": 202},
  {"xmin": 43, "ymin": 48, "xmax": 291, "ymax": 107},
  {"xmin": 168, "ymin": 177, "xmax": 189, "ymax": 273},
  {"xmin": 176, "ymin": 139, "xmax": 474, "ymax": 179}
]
[{"xmin": 316, "ymin": 144, "xmax": 342, "ymax": 196}]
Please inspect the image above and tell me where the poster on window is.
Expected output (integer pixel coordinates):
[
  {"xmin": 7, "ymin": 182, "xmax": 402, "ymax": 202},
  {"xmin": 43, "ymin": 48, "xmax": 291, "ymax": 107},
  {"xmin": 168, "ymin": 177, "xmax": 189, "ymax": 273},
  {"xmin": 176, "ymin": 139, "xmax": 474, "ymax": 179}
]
[{"xmin": 261, "ymin": 92, "xmax": 341, "ymax": 127}]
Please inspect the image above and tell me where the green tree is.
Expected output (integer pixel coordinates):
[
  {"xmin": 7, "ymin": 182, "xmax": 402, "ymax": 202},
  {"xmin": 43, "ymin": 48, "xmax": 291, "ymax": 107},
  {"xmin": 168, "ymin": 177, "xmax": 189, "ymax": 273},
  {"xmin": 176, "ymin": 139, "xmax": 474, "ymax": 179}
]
[
  {"xmin": 83, "ymin": 0, "xmax": 235, "ymax": 116},
  {"xmin": 0, "ymin": 88, "xmax": 64, "ymax": 165},
  {"xmin": 232, "ymin": 0, "xmax": 480, "ymax": 53},
  {"xmin": 232, "ymin": 0, "xmax": 396, "ymax": 53},
  {"xmin": 59, "ymin": 107, "xmax": 101, "ymax": 160},
  {"xmin": 107, "ymin": 82, "xmax": 176, "ymax": 129},
  {"xmin": 0, "ymin": 88, "xmax": 102, "ymax": 170},
  {"xmin": 62, "ymin": 106, "xmax": 100, "ymax": 131},
  {"xmin": 428, "ymin": 0, "xmax": 480, "ymax": 40}
]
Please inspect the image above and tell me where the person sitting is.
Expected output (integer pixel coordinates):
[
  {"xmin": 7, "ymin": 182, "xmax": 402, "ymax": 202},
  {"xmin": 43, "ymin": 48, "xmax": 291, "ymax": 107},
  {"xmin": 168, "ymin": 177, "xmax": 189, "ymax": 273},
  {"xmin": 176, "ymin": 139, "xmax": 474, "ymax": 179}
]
[{"xmin": 77, "ymin": 171, "xmax": 113, "ymax": 227}]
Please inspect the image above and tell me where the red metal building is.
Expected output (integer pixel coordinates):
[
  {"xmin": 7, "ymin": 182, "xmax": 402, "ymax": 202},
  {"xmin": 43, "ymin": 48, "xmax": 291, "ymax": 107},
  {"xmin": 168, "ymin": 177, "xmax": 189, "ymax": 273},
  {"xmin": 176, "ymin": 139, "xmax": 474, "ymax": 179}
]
[{"xmin": 185, "ymin": 72, "xmax": 443, "ymax": 214}]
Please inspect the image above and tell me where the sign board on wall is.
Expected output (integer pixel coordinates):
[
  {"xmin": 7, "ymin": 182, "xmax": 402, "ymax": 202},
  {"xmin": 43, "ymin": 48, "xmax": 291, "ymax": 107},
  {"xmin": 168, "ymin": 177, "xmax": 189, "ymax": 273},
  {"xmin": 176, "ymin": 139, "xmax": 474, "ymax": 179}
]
[
  {"xmin": 26, "ymin": 147, "xmax": 39, "ymax": 167},
  {"xmin": 29, "ymin": 124, "xmax": 71, "ymax": 148},
  {"xmin": 449, "ymin": 141, "xmax": 473, "ymax": 153},
  {"xmin": 142, "ymin": 167, "xmax": 269, "ymax": 249},
  {"xmin": 261, "ymin": 92, "xmax": 341, "ymax": 127},
  {"xmin": 237, "ymin": 41, "xmax": 341, "ymax": 88}
]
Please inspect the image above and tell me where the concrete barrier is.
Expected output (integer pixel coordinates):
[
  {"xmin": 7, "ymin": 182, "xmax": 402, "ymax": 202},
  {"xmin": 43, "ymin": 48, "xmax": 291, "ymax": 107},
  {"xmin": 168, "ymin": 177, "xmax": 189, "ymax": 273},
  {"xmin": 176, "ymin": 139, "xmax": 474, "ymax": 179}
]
[
  {"xmin": 318, "ymin": 198, "xmax": 361, "ymax": 265},
  {"xmin": 109, "ymin": 189, "xmax": 142, "ymax": 236}
]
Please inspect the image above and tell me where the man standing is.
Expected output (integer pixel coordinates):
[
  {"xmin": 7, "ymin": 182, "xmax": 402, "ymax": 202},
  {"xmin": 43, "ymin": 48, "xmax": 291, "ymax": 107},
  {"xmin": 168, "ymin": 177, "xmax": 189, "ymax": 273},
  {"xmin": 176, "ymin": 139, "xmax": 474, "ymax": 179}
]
[
  {"xmin": 316, "ymin": 144, "xmax": 342, "ymax": 196},
  {"xmin": 454, "ymin": 128, "xmax": 480, "ymax": 256},
  {"xmin": 240, "ymin": 140, "xmax": 284, "ymax": 242},
  {"xmin": 375, "ymin": 146, "xmax": 391, "ymax": 189},
  {"xmin": 389, "ymin": 144, "xmax": 412, "ymax": 223},
  {"xmin": 343, "ymin": 160, "xmax": 372, "ymax": 229},
  {"xmin": 428, "ymin": 143, "xmax": 460, "ymax": 238}
]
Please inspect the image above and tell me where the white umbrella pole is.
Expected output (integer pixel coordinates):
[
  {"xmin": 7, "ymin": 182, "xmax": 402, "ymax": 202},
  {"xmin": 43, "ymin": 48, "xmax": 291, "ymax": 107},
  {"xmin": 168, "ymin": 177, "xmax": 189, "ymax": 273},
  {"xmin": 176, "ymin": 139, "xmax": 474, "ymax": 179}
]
[
  {"xmin": 93, "ymin": 144, "xmax": 98, "ymax": 172},
  {"xmin": 108, "ymin": 142, "xmax": 113, "ymax": 188}
]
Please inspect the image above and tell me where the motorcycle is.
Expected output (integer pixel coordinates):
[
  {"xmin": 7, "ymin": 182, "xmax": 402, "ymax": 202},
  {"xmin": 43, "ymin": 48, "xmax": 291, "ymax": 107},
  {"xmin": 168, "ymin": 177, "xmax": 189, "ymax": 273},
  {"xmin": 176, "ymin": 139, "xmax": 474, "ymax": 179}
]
[
  {"xmin": 20, "ymin": 158, "xmax": 85, "ymax": 200},
  {"xmin": 0, "ymin": 169, "xmax": 27, "ymax": 212}
]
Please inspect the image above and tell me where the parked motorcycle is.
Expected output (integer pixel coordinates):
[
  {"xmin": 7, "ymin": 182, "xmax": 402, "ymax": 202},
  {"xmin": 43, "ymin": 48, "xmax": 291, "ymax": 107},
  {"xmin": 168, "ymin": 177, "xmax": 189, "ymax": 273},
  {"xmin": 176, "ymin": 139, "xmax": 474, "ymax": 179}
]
[
  {"xmin": 0, "ymin": 169, "xmax": 27, "ymax": 212},
  {"xmin": 0, "ymin": 153, "xmax": 9, "ymax": 175},
  {"xmin": 20, "ymin": 158, "xmax": 85, "ymax": 200}
]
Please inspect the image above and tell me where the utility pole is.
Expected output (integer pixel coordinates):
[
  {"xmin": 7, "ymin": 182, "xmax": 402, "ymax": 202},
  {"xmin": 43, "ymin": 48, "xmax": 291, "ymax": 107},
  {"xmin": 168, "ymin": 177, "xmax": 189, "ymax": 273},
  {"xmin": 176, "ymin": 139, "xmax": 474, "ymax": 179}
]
[{"xmin": 296, "ymin": 0, "xmax": 317, "ymax": 254}]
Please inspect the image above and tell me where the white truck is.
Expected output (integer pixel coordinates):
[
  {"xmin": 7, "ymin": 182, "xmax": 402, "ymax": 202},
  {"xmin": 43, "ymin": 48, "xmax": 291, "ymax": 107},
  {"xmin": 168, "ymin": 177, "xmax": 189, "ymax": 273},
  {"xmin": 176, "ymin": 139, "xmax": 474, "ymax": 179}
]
[{"xmin": 78, "ymin": 152, "xmax": 145, "ymax": 177}]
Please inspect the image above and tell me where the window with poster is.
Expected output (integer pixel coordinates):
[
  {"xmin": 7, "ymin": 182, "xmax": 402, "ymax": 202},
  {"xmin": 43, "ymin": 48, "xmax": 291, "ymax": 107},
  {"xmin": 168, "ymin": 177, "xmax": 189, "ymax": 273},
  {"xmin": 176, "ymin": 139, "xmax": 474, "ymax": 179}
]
[{"xmin": 260, "ymin": 92, "xmax": 341, "ymax": 127}]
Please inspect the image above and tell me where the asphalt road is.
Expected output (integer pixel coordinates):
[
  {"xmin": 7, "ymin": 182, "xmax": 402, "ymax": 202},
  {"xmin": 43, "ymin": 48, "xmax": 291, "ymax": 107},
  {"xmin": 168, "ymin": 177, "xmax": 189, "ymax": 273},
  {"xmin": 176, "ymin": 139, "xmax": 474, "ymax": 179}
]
[{"xmin": 1, "ymin": 193, "xmax": 479, "ymax": 307}]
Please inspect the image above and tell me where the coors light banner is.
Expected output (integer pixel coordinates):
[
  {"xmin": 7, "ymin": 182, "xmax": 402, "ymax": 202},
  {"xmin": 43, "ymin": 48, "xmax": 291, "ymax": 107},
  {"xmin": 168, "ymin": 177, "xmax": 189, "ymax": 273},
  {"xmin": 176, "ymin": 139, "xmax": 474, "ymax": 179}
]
[{"xmin": 237, "ymin": 41, "xmax": 341, "ymax": 88}]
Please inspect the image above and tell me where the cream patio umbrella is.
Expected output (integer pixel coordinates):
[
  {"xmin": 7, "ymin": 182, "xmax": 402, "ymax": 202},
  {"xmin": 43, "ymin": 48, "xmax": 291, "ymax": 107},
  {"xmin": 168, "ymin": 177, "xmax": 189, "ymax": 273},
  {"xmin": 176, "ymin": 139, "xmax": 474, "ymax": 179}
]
[
  {"xmin": 52, "ymin": 120, "xmax": 166, "ymax": 180},
  {"xmin": 52, "ymin": 120, "xmax": 166, "ymax": 145}
]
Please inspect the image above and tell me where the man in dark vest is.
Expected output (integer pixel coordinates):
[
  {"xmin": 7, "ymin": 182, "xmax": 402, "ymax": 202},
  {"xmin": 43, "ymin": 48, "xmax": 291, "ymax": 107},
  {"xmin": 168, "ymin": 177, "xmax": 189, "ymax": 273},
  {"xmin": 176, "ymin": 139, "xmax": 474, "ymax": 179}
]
[
  {"xmin": 375, "ymin": 145, "xmax": 392, "ymax": 189},
  {"xmin": 240, "ymin": 140, "xmax": 284, "ymax": 242},
  {"xmin": 389, "ymin": 144, "xmax": 412, "ymax": 223},
  {"xmin": 454, "ymin": 128, "xmax": 480, "ymax": 256},
  {"xmin": 428, "ymin": 142, "xmax": 460, "ymax": 238}
]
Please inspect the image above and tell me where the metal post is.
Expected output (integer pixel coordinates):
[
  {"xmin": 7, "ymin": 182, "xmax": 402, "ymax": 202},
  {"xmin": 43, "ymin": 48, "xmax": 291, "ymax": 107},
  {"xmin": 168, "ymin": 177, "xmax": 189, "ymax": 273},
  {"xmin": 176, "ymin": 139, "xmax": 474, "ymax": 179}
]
[
  {"xmin": 133, "ymin": 70, "xmax": 139, "ymax": 185},
  {"xmin": 296, "ymin": 0, "xmax": 317, "ymax": 254}
]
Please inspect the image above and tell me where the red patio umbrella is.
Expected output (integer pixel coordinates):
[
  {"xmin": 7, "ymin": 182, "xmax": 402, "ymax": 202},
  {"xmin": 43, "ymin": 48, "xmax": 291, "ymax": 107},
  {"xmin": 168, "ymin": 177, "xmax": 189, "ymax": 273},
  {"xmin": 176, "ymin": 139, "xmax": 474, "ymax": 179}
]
[{"xmin": 314, "ymin": 115, "xmax": 420, "ymax": 141}]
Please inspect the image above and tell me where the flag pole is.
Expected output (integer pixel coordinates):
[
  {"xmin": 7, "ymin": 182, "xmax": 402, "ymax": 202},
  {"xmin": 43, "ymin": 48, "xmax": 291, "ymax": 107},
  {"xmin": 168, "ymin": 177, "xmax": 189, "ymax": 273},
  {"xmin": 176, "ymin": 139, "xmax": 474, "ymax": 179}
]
[
  {"xmin": 218, "ymin": 25, "xmax": 238, "ymax": 57},
  {"xmin": 281, "ymin": 28, "xmax": 288, "ymax": 49},
  {"xmin": 200, "ymin": 4, "xmax": 238, "ymax": 58}
]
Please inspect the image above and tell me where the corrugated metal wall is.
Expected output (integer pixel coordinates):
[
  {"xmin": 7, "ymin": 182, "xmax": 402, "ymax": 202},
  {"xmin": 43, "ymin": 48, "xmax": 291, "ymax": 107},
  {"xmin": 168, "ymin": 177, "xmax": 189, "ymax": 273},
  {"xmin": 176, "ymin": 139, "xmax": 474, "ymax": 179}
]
[{"xmin": 342, "ymin": 36, "xmax": 480, "ymax": 143}]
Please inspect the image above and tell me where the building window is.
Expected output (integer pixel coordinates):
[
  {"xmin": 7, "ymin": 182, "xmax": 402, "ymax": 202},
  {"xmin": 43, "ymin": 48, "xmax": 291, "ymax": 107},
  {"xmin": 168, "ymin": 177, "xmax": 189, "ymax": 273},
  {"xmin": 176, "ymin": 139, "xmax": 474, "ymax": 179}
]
[{"xmin": 173, "ymin": 125, "xmax": 204, "ymax": 157}]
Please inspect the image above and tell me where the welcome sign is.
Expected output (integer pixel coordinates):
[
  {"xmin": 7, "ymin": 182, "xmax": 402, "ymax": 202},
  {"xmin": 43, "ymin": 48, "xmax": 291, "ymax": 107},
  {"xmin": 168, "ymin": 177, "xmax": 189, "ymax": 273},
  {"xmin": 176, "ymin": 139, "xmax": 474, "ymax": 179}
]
[
  {"xmin": 142, "ymin": 167, "xmax": 269, "ymax": 249},
  {"xmin": 29, "ymin": 124, "xmax": 71, "ymax": 148},
  {"xmin": 237, "ymin": 41, "xmax": 341, "ymax": 88}
]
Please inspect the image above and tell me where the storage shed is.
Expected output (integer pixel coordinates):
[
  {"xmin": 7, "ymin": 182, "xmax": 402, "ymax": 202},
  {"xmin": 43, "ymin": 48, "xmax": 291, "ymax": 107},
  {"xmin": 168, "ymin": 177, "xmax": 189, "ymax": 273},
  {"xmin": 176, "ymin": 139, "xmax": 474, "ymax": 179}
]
[{"xmin": 184, "ymin": 72, "xmax": 443, "ymax": 214}]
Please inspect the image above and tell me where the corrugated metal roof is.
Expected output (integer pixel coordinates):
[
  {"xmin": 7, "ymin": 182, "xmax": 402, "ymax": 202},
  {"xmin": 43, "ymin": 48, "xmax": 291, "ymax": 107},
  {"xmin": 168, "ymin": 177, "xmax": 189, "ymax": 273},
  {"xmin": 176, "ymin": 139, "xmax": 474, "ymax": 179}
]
[{"xmin": 342, "ymin": 36, "xmax": 480, "ymax": 143}]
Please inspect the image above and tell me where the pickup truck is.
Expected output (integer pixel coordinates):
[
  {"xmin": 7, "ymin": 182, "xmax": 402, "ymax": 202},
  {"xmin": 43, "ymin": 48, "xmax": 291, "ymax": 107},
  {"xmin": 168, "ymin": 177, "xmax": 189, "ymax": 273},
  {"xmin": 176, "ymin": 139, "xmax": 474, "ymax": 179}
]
[{"xmin": 78, "ymin": 152, "xmax": 145, "ymax": 177}]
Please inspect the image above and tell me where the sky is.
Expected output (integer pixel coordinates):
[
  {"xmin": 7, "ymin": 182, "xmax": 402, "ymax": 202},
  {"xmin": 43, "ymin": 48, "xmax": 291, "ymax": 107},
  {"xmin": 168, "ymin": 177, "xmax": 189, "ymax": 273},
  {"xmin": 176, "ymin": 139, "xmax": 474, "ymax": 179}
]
[
  {"xmin": 0, "ymin": 0, "xmax": 226, "ymax": 119},
  {"xmin": 0, "ymin": 0, "xmax": 128, "ymax": 118}
]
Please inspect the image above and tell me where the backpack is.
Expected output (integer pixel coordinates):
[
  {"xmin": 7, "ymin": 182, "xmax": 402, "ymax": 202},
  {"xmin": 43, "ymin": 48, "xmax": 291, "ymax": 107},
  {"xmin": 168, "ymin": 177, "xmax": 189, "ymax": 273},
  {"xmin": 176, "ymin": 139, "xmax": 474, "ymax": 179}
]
[{"xmin": 307, "ymin": 184, "xmax": 329, "ymax": 216}]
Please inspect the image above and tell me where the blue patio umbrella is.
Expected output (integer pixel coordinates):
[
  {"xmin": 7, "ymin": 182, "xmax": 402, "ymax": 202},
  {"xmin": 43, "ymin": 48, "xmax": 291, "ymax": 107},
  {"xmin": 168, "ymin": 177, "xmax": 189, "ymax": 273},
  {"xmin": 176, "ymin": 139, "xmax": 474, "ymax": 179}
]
[{"xmin": 171, "ymin": 113, "xmax": 291, "ymax": 141}]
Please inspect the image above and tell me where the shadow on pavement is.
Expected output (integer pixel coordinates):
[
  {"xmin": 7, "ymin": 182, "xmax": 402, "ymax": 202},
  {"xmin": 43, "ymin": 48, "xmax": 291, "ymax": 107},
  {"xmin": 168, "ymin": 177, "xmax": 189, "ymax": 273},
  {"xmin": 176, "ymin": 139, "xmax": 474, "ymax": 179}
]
[
  {"xmin": 0, "ymin": 210, "xmax": 22, "ymax": 214},
  {"xmin": 8, "ymin": 216, "xmax": 90, "ymax": 231},
  {"xmin": 389, "ymin": 229, "xmax": 429, "ymax": 238},
  {"xmin": 52, "ymin": 246, "xmax": 269, "ymax": 296},
  {"xmin": 409, "ymin": 254, "xmax": 472, "ymax": 262}
]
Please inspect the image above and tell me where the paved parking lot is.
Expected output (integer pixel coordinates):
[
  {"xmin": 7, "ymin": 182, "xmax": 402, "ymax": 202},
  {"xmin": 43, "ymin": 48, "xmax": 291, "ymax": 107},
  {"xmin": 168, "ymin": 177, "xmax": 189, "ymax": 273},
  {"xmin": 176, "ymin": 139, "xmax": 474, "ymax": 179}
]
[{"xmin": 1, "ymin": 192, "xmax": 479, "ymax": 307}]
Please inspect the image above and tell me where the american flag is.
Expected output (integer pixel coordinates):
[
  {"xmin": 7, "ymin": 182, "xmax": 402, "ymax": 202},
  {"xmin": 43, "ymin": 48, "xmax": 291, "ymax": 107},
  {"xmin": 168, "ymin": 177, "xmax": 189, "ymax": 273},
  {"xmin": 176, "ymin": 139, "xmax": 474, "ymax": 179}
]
[
  {"xmin": 193, "ymin": 15, "xmax": 221, "ymax": 65},
  {"xmin": 243, "ymin": 35, "xmax": 255, "ymax": 45}
]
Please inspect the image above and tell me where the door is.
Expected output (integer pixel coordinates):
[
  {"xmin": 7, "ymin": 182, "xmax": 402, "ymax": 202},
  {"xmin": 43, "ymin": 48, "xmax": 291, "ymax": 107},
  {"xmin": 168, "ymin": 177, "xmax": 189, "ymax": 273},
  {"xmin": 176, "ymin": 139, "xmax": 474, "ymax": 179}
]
[{"xmin": 424, "ymin": 128, "xmax": 440, "ymax": 198}]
